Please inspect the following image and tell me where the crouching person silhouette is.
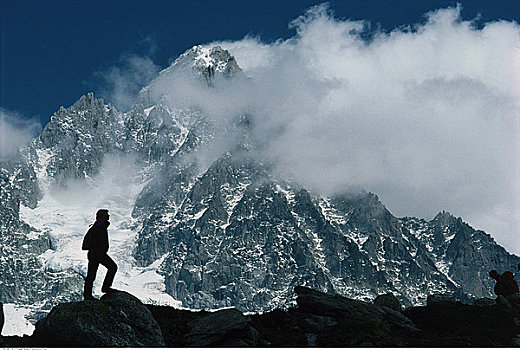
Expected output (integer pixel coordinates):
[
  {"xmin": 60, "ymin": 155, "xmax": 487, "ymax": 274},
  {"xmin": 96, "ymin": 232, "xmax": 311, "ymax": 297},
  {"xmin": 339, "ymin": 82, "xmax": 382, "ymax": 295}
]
[
  {"xmin": 490, "ymin": 269, "xmax": 519, "ymax": 297},
  {"xmin": 82, "ymin": 209, "xmax": 118, "ymax": 300}
]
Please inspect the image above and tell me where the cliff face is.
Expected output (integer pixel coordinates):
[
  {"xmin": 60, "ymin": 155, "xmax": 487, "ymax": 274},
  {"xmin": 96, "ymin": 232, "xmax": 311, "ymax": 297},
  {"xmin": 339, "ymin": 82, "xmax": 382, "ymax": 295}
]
[
  {"xmin": 0, "ymin": 156, "xmax": 83, "ymax": 307},
  {"xmin": 401, "ymin": 212, "xmax": 520, "ymax": 299}
]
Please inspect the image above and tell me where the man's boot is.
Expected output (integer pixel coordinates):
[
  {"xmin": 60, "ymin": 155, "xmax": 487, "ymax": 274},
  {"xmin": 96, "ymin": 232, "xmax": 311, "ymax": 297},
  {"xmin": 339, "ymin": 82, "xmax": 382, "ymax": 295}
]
[
  {"xmin": 84, "ymin": 280, "xmax": 95, "ymax": 300},
  {"xmin": 101, "ymin": 286, "xmax": 119, "ymax": 294}
]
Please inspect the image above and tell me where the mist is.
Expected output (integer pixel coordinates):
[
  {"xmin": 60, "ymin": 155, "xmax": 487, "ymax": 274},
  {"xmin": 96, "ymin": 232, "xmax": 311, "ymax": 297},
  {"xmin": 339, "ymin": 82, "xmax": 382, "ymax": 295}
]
[
  {"xmin": 106, "ymin": 5, "xmax": 520, "ymax": 253},
  {"xmin": 52, "ymin": 154, "xmax": 141, "ymax": 210},
  {"xmin": 95, "ymin": 54, "xmax": 160, "ymax": 111},
  {"xmin": 0, "ymin": 110, "xmax": 42, "ymax": 158}
]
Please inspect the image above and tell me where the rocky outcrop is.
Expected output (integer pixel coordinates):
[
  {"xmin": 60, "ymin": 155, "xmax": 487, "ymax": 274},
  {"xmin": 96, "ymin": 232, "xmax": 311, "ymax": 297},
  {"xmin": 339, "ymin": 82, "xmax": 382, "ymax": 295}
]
[
  {"xmin": 5, "ymin": 287, "xmax": 520, "ymax": 347},
  {"xmin": 427, "ymin": 293, "xmax": 458, "ymax": 306},
  {"xmin": 250, "ymin": 287, "xmax": 520, "ymax": 346},
  {"xmin": 184, "ymin": 308, "xmax": 258, "ymax": 346},
  {"xmin": 404, "ymin": 294, "xmax": 520, "ymax": 346},
  {"xmin": 374, "ymin": 293, "xmax": 402, "ymax": 311},
  {"xmin": 251, "ymin": 287, "xmax": 520, "ymax": 346},
  {"xmin": 146, "ymin": 306, "xmax": 260, "ymax": 346},
  {"xmin": 474, "ymin": 297, "xmax": 496, "ymax": 307},
  {"xmin": 294, "ymin": 286, "xmax": 420, "ymax": 343},
  {"xmin": 148, "ymin": 286, "xmax": 422, "ymax": 347},
  {"xmin": 37, "ymin": 93, "xmax": 124, "ymax": 184},
  {"xmin": 32, "ymin": 291, "xmax": 165, "ymax": 347}
]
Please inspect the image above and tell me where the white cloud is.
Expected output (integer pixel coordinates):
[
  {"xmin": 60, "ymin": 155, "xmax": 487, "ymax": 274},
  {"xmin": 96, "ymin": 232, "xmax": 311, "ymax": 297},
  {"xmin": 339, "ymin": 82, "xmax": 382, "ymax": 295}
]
[
  {"xmin": 0, "ymin": 110, "xmax": 41, "ymax": 158},
  {"xmin": 146, "ymin": 5, "xmax": 520, "ymax": 253},
  {"xmin": 97, "ymin": 54, "xmax": 160, "ymax": 111}
]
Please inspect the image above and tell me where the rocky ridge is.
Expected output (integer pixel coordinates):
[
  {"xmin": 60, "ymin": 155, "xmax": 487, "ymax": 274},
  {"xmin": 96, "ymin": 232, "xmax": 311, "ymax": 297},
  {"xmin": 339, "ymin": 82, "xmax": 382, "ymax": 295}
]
[
  {"xmin": 2, "ymin": 287, "xmax": 520, "ymax": 347},
  {"xmin": 31, "ymin": 291, "xmax": 165, "ymax": 347}
]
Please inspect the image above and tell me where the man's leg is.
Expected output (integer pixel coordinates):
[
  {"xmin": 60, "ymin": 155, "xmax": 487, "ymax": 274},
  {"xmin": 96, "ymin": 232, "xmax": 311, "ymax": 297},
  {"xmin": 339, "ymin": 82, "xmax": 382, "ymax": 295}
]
[
  {"xmin": 84, "ymin": 257, "xmax": 100, "ymax": 300},
  {"xmin": 99, "ymin": 254, "xmax": 118, "ymax": 293}
]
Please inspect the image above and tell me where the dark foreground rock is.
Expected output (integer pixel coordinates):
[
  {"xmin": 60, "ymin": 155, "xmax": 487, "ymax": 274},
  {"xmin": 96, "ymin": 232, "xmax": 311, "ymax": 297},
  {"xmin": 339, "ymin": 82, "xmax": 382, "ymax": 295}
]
[
  {"xmin": 248, "ymin": 286, "xmax": 419, "ymax": 347},
  {"xmin": 147, "ymin": 306, "xmax": 260, "ymax": 346},
  {"xmin": 4, "ymin": 287, "xmax": 520, "ymax": 347},
  {"xmin": 31, "ymin": 291, "xmax": 165, "ymax": 347},
  {"xmin": 404, "ymin": 299, "xmax": 520, "ymax": 346},
  {"xmin": 0, "ymin": 302, "xmax": 3, "ymax": 335},
  {"xmin": 183, "ymin": 308, "xmax": 258, "ymax": 346},
  {"xmin": 374, "ymin": 293, "xmax": 402, "ymax": 311}
]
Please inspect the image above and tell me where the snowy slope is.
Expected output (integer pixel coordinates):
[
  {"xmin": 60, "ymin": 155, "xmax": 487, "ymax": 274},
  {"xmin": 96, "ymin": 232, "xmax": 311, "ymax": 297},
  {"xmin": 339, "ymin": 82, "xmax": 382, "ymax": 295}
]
[
  {"xmin": 21, "ymin": 151, "xmax": 181, "ymax": 305},
  {"xmin": 2, "ymin": 304, "xmax": 35, "ymax": 336},
  {"xmin": 4, "ymin": 150, "xmax": 181, "ymax": 335}
]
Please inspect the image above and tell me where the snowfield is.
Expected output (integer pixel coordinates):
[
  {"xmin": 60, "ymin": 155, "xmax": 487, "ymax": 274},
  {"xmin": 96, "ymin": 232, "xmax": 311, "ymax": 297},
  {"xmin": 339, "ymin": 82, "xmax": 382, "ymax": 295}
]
[
  {"xmin": 7, "ymin": 154, "xmax": 182, "ymax": 336},
  {"xmin": 2, "ymin": 304, "xmax": 36, "ymax": 336}
]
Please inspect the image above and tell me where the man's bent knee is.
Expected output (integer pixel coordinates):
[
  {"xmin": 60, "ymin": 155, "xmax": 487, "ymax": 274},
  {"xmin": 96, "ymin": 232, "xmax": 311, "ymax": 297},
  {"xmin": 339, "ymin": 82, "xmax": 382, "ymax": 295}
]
[{"xmin": 108, "ymin": 260, "xmax": 117, "ymax": 271}]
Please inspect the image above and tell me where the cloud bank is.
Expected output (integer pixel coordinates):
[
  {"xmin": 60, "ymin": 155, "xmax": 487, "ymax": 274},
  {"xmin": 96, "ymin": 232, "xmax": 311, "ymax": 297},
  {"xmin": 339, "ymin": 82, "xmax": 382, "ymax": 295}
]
[{"xmin": 135, "ymin": 5, "xmax": 520, "ymax": 253}]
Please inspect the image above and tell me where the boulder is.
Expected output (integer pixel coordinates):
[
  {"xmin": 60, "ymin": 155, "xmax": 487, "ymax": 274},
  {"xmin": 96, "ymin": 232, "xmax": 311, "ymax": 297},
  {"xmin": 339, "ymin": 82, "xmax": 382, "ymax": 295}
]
[
  {"xmin": 380, "ymin": 306, "xmax": 421, "ymax": 332},
  {"xmin": 300, "ymin": 314, "xmax": 338, "ymax": 333},
  {"xmin": 305, "ymin": 333, "xmax": 318, "ymax": 346},
  {"xmin": 32, "ymin": 291, "xmax": 165, "ymax": 347},
  {"xmin": 183, "ymin": 308, "xmax": 258, "ymax": 346},
  {"xmin": 496, "ymin": 295, "xmax": 512, "ymax": 309},
  {"xmin": 511, "ymin": 334, "xmax": 520, "ymax": 346},
  {"xmin": 374, "ymin": 293, "xmax": 402, "ymax": 312},
  {"xmin": 427, "ymin": 294, "xmax": 457, "ymax": 306},
  {"xmin": 294, "ymin": 286, "xmax": 419, "ymax": 334},
  {"xmin": 404, "ymin": 299, "xmax": 520, "ymax": 346},
  {"xmin": 474, "ymin": 298, "xmax": 496, "ymax": 307},
  {"xmin": 295, "ymin": 286, "xmax": 384, "ymax": 319},
  {"xmin": 506, "ymin": 293, "xmax": 520, "ymax": 305}
]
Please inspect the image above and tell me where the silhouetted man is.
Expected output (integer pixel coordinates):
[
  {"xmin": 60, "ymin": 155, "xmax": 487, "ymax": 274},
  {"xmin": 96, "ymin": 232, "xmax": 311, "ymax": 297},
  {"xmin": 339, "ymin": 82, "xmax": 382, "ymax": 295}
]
[{"xmin": 83, "ymin": 209, "xmax": 118, "ymax": 300}]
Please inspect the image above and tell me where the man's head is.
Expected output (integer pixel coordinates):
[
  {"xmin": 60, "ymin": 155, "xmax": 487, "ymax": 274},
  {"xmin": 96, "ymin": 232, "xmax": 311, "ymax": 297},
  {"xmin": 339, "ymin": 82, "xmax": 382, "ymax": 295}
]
[
  {"xmin": 489, "ymin": 270, "xmax": 499, "ymax": 280},
  {"xmin": 96, "ymin": 209, "xmax": 109, "ymax": 220}
]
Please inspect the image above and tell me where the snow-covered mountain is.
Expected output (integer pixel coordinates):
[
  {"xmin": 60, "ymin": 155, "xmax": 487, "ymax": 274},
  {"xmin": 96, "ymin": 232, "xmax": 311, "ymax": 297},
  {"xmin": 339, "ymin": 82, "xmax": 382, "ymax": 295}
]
[{"xmin": 1, "ymin": 45, "xmax": 519, "ymax": 335}]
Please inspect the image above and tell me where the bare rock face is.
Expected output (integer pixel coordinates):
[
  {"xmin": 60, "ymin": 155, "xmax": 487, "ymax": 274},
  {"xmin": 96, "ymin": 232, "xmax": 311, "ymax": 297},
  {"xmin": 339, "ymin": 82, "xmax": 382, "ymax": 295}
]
[{"xmin": 32, "ymin": 291, "xmax": 165, "ymax": 347}]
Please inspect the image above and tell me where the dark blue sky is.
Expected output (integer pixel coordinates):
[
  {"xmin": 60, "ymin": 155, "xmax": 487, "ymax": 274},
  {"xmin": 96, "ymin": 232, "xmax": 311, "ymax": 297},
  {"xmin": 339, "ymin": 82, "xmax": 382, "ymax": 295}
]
[{"xmin": 1, "ymin": 0, "xmax": 519, "ymax": 125}]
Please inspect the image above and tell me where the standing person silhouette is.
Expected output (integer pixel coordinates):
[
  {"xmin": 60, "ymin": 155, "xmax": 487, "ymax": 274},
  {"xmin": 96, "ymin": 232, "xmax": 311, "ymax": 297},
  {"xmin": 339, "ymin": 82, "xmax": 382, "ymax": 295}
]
[{"xmin": 83, "ymin": 209, "xmax": 118, "ymax": 300}]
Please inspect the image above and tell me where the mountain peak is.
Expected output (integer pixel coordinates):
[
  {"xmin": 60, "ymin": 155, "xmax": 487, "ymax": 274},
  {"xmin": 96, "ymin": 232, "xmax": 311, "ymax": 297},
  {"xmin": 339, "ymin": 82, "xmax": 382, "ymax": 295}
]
[
  {"xmin": 158, "ymin": 45, "xmax": 241, "ymax": 86},
  {"xmin": 183, "ymin": 45, "xmax": 240, "ymax": 75},
  {"xmin": 432, "ymin": 211, "xmax": 457, "ymax": 225},
  {"xmin": 72, "ymin": 92, "xmax": 104, "ymax": 110}
]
